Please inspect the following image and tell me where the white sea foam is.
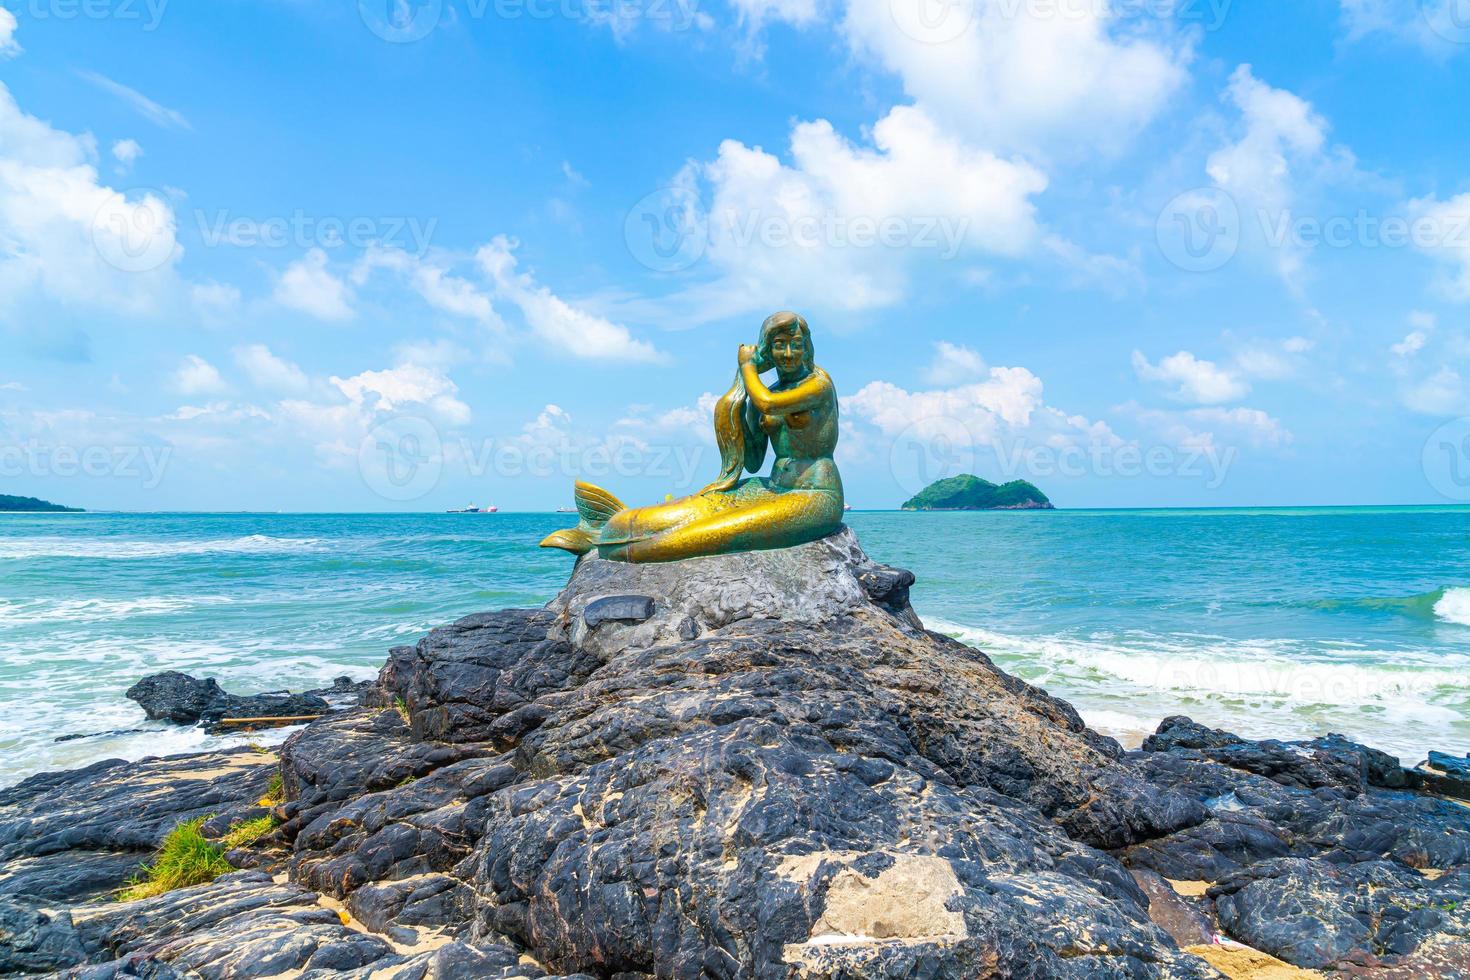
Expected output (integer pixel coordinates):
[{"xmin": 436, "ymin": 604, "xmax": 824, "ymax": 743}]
[
  {"xmin": 1435, "ymin": 587, "xmax": 1470, "ymax": 626},
  {"xmin": 1078, "ymin": 709, "xmax": 1163, "ymax": 749},
  {"xmin": 931, "ymin": 619, "xmax": 1470, "ymax": 706},
  {"xmin": 0, "ymin": 596, "xmax": 233, "ymax": 625},
  {"xmin": 928, "ymin": 617, "xmax": 1470, "ymax": 759},
  {"xmin": 0, "ymin": 534, "xmax": 323, "ymax": 560}
]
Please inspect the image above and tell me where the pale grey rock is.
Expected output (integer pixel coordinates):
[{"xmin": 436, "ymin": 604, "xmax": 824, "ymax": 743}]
[{"xmin": 547, "ymin": 526, "xmax": 922, "ymax": 659}]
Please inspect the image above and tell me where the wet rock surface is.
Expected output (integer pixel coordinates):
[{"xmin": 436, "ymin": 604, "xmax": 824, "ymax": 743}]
[
  {"xmin": 123, "ymin": 671, "xmax": 367, "ymax": 732},
  {"xmin": 4, "ymin": 528, "xmax": 1469, "ymax": 977}
]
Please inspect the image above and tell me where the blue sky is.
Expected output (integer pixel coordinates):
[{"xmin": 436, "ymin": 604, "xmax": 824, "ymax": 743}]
[{"xmin": 3, "ymin": 0, "xmax": 1470, "ymax": 511}]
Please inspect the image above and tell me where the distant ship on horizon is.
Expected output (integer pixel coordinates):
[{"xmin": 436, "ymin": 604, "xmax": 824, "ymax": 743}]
[{"xmin": 447, "ymin": 503, "xmax": 498, "ymax": 513}]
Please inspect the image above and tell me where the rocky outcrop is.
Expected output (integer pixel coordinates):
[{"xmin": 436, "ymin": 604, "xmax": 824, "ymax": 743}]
[
  {"xmin": 3, "ymin": 528, "xmax": 1469, "ymax": 978},
  {"xmin": 124, "ymin": 671, "xmax": 368, "ymax": 731}
]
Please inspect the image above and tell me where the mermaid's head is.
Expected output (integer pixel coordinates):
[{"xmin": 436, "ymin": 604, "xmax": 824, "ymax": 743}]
[{"xmin": 759, "ymin": 311, "xmax": 813, "ymax": 381}]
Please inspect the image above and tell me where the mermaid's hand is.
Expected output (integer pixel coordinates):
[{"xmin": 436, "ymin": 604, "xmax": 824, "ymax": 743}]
[{"xmin": 738, "ymin": 344, "xmax": 758, "ymax": 366}]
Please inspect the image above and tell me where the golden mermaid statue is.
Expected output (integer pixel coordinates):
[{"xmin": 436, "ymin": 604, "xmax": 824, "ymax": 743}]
[{"xmin": 540, "ymin": 311, "xmax": 845, "ymax": 563}]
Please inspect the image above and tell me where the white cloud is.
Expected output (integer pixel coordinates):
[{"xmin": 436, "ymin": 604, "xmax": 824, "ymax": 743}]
[
  {"xmin": 1406, "ymin": 192, "xmax": 1470, "ymax": 301},
  {"xmin": 653, "ymin": 105, "xmax": 1048, "ymax": 322},
  {"xmin": 477, "ymin": 236, "xmax": 665, "ymax": 363},
  {"xmin": 173, "ymin": 355, "xmax": 226, "ymax": 395},
  {"xmin": 1122, "ymin": 401, "xmax": 1292, "ymax": 452},
  {"xmin": 77, "ymin": 71, "xmax": 190, "ymax": 130},
  {"xmin": 165, "ymin": 401, "xmax": 271, "ymax": 424},
  {"xmin": 0, "ymin": 8, "xmax": 20, "ymax": 58},
  {"xmin": 331, "ymin": 362, "xmax": 471, "ymax": 425},
  {"xmin": 839, "ymin": 0, "xmax": 1191, "ymax": 158},
  {"xmin": 111, "ymin": 138, "xmax": 143, "ymax": 174},
  {"xmin": 1340, "ymin": 0, "xmax": 1468, "ymax": 52},
  {"xmin": 615, "ymin": 391, "xmax": 721, "ymax": 439},
  {"xmin": 0, "ymin": 82, "xmax": 182, "ymax": 320},
  {"xmin": 1133, "ymin": 349, "xmax": 1250, "ymax": 404},
  {"xmin": 275, "ymin": 248, "xmax": 354, "ymax": 321},
  {"xmin": 1205, "ymin": 66, "xmax": 1347, "ymax": 287},
  {"xmin": 233, "ymin": 344, "xmax": 308, "ymax": 392},
  {"xmin": 1231, "ymin": 336, "xmax": 1314, "ymax": 380},
  {"xmin": 1403, "ymin": 366, "xmax": 1463, "ymax": 414},
  {"xmin": 1208, "ymin": 66, "xmax": 1328, "ymax": 205},
  {"xmin": 1392, "ymin": 330, "xmax": 1429, "ymax": 357},
  {"xmin": 354, "ymin": 246, "xmax": 503, "ymax": 328},
  {"xmin": 924, "ymin": 341, "xmax": 987, "ymax": 385},
  {"xmin": 1186, "ymin": 406, "xmax": 1292, "ymax": 449},
  {"xmin": 191, "ymin": 281, "xmax": 241, "ymax": 318}
]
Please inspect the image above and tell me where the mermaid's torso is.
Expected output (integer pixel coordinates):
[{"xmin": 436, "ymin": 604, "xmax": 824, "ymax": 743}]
[{"xmin": 592, "ymin": 374, "xmax": 843, "ymax": 561}]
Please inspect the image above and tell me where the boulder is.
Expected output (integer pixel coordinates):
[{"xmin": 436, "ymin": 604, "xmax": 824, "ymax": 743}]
[
  {"xmin": 8, "ymin": 530, "xmax": 1470, "ymax": 978},
  {"xmin": 125, "ymin": 670, "xmax": 331, "ymax": 729}
]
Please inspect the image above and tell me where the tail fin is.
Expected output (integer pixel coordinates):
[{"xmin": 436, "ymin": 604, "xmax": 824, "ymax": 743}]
[{"xmin": 539, "ymin": 481, "xmax": 626, "ymax": 556}]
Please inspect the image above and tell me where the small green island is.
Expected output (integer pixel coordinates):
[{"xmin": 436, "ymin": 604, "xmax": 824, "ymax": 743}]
[
  {"xmin": 0, "ymin": 493, "xmax": 83, "ymax": 513},
  {"xmin": 902, "ymin": 475, "xmax": 1054, "ymax": 511}
]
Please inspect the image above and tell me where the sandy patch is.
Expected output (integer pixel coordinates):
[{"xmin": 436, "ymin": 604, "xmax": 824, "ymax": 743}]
[
  {"xmin": 1186, "ymin": 943, "xmax": 1324, "ymax": 979},
  {"xmin": 1168, "ymin": 879, "xmax": 1214, "ymax": 897}
]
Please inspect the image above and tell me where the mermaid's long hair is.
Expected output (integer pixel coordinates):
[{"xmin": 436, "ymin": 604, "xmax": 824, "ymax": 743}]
[{"xmin": 699, "ymin": 312, "xmax": 813, "ymax": 495}]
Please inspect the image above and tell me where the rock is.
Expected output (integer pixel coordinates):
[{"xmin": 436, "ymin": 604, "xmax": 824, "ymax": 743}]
[
  {"xmin": 545, "ymin": 526, "xmax": 928, "ymax": 658},
  {"xmin": 1429, "ymin": 750, "xmax": 1470, "ymax": 780},
  {"xmin": 1142, "ymin": 716, "xmax": 1375, "ymax": 795},
  {"xmin": 0, "ymin": 897, "xmax": 87, "ymax": 973},
  {"xmin": 1129, "ymin": 869, "xmax": 1214, "ymax": 948},
  {"xmin": 11, "ymin": 529, "xmax": 1470, "ymax": 977},
  {"xmin": 125, "ymin": 670, "xmax": 330, "ymax": 729},
  {"xmin": 1212, "ymin": 859, "xmax": 1470, "ymax": 971},
  {"xmin": 0, "ymin": 749, "xmax": 275, "ymax": 870},
  {"xmin": 581, "ymin": 594, "xmax": 656, "ymax": 628}
]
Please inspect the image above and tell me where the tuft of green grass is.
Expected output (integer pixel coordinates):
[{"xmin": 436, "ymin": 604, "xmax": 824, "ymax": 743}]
[
  {"xmin": 220, "ymin": 814, "xmax": 280, "ymax": 850},
  {"xmin": 117, "ymin": 817, "xmax": 233, "ymax": 902},
  {"xmin": 258, "ymin": 771, "xmax": 284, "ymax": 807},
  {"xmin": 393, "ymin": 696, "xmax": 410, "ymax": 723}
]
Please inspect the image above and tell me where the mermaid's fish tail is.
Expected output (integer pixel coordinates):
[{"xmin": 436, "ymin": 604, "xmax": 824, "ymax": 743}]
[{"xmin": 539, "ymin": 481, "xmax": 626, "ymax": 555}]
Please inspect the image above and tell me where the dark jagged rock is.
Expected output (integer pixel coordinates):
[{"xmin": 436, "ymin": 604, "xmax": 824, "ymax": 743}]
[
  {"xmin": 7, "ymin": 529, "xmax": 1470, "ymax": 977},
  {"xmin": 1212, "ymin": 859, "xmax": 1470, "ymax": 971},
  {"xmin": 1430, "ymin": 750, "xmax": 1470, "ymax": 780},
  {"xmin": 125, "ymin": 670, "xmax": 331, "ymax": 729}
]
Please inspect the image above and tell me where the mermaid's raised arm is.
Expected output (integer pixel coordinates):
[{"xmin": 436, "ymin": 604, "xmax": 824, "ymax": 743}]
[{"xmin": 740, "ymin": 362, "xmax": 829, "ymax": 416}]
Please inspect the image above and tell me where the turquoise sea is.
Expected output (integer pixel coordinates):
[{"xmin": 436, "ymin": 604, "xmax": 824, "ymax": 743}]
[{"xmin": 3, "ymin": 508, "xmax": 1469, "ymax": 787}]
